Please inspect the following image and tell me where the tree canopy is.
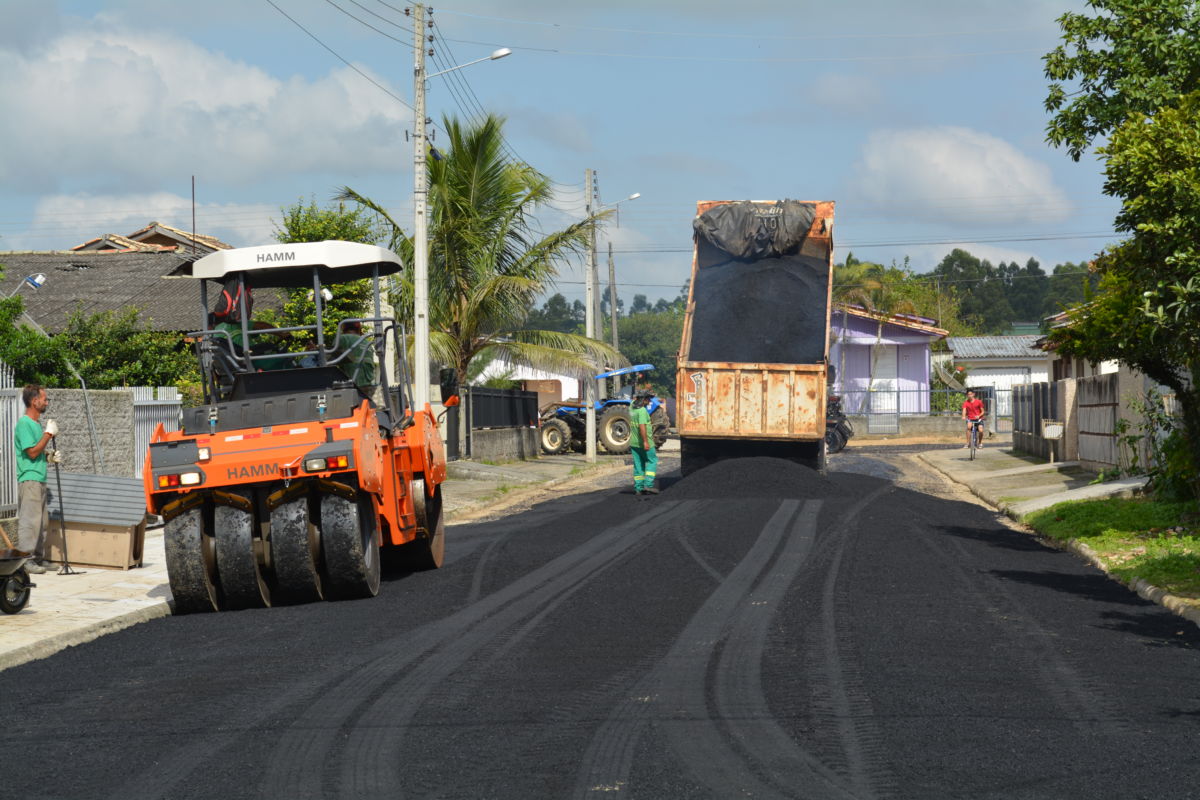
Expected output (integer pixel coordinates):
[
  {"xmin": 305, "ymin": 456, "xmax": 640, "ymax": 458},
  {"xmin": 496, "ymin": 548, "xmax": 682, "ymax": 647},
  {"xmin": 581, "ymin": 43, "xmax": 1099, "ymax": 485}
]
[
  {"xmin": 337, "ymin": 113, "xmax": 620, "ymax": 381},
  {"xmin": 1044, "ymin": 0, "xmax": 1200, "ymax": 161}
]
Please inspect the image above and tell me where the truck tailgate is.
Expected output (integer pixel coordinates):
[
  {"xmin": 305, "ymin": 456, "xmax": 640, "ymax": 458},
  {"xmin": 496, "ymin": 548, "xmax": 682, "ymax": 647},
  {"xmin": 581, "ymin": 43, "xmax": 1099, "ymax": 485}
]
[{"xmin": 677, "ymin": 361, "xmax": 825, "ymax": 440}]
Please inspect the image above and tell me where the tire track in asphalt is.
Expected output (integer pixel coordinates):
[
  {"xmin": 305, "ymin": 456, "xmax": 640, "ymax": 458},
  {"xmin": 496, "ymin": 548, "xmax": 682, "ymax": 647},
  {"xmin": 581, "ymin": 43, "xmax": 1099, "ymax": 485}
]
[
  {"xmin": 574, "ymin": 483, "xmax": 894, "ymax": 799},
  {"xmin": 910, "ymin": 510, "xmax": 1136, "ymax": 741},
  {"xmin": 570, "ymin": 499, "xmax": 806, "ymax": 799},
  {"xmin": 810, "ymin": 485, "xmax": 900, "ymax": 800},
  {"xmin": 254, "ymin": 500, "xmax": 694, "ymax": 799},
  {"xmin": 106, "ymin": 493, "xmax": 628, "ymax": 800}
]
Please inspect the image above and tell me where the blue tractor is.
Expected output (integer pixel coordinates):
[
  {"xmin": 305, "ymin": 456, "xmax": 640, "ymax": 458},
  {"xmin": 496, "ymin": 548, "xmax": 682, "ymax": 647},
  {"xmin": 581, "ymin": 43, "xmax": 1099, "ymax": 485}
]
[{"xmin": 539, "ymin": 364, "xmax": 671, "ymax": 455}]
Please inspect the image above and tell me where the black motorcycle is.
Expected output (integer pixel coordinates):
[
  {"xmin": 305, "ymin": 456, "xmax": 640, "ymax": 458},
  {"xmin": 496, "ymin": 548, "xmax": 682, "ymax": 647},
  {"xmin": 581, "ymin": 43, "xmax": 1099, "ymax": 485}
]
[{"xmin": 825, "ymin": 395, "xmax": 854, "ymax": 454}]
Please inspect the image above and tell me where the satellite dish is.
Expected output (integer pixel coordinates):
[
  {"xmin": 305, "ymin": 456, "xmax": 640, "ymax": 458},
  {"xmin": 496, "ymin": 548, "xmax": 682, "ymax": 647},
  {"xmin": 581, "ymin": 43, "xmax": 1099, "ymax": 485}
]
[{"xmin": 934, "ymin": 360, "xmax": 967, "ymax": 391}]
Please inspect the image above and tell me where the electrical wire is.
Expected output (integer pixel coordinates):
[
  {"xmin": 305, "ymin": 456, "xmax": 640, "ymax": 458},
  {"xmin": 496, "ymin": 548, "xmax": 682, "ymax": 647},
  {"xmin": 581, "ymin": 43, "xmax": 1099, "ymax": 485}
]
[
  {"xmin": 263, "ymin": 0, "xmax": 413, "ymax": 110},
  {"xmin": 433, "ymin": 9, "xmax": 1043, "ymax": 42}
]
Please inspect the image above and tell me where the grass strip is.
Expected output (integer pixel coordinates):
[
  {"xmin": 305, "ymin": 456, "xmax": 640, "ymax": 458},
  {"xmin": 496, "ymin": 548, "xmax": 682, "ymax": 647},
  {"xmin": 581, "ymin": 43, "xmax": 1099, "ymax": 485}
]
[{"xmin": 1026, "ymin": 497, "xmax": 1200, "ymax": 598}]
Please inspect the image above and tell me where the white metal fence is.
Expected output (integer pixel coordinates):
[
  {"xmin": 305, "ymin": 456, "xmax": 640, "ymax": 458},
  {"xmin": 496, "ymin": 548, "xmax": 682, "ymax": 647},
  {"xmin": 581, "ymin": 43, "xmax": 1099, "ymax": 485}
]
[
  {"xmin": 0, "ymin": 360, "xmax": 17, "ymax": 516},
  {"xmin": 130, "ymin": 387, "xmax": 182, "ymax": 478}
]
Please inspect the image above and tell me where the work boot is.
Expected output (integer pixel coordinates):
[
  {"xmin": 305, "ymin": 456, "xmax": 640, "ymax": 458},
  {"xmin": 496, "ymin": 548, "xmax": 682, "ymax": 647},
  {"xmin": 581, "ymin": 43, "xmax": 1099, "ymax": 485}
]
[
  {"xmin": 24, "ymin": 561, "xmax": 47, "ymax": 574},
  {"xmin": 643, "ymin": 486, "xmax": 660, "ymax": 495}
]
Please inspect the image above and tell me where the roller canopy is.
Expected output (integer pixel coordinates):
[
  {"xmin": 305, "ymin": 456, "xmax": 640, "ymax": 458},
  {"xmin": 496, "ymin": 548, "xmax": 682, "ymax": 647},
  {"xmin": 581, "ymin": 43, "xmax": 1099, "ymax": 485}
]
[{"xmin": 172, "ymin": 241, "xmax": 405, "ymax": 288}]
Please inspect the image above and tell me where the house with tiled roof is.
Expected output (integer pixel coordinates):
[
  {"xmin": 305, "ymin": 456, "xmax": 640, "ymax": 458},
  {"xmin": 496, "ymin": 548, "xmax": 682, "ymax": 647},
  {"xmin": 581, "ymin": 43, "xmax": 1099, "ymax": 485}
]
[
  {"xmin": 70, "ymin": 221, "xmax": 233, "ymax": 255},
  {"xmin": 1, "ymin": 223, "xmax": 271, "ymax": 334},
  {"xmin": 946, "ymin": 334, "xmax": 1052, "ymax": 415},
  {"xmin": 830, "ymin": 305, "xmax": 949, "ymax": 417}
]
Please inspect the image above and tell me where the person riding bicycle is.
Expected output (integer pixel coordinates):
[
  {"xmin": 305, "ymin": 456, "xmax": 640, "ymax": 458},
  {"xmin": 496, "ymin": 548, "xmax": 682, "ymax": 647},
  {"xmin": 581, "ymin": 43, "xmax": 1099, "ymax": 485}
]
[{"xmin": 961, "ymin": 389, "xmax": 986, "ymax": 449}]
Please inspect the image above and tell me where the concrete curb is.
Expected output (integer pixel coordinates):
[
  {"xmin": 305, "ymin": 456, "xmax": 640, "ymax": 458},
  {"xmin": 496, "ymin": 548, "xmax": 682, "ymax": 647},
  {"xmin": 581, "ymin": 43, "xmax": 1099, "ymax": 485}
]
[
  {"xmin": 0, "ymin": 601, "xmax": 172, "ymax": 672},
  {"xmin": 918, "ymin": 451, "xmax": 1200, "ymax": 631}
]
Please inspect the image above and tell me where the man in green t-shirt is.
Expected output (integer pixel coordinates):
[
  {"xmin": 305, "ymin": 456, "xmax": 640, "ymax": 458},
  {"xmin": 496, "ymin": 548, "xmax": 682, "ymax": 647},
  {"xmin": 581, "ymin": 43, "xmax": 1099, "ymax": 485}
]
[
  {"xmin": 629, "ymin": 390, "xmax": 658, "ymax": 495},
  {"xmin": 13, "ymin": 384, "xmax": 59, "ymax": 573}
]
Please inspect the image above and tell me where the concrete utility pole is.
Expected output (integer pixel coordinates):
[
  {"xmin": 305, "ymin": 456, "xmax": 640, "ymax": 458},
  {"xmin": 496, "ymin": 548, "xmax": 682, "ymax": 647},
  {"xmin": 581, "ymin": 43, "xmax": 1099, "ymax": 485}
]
[
  {"xmin": 607, "ymin": 241, "xmax": 619, "ymax": 396},
  {"xmin": 412, "ymin": 2, "xmax": 431, "ymax": 408},
  {"xmin": 411, "ymin": 8, "xmax": 508, "ymax": 409},
  {"xmin": 583, "ymin": 167, "xmax": 597, "ymax": 463}
]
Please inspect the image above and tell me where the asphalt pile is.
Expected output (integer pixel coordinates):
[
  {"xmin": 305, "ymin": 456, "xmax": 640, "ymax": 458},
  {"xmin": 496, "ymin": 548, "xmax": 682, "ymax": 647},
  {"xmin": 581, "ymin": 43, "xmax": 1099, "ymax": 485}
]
[{"xmin": 669, "ymin": 457, "xmax": 842, "ymax": 500}]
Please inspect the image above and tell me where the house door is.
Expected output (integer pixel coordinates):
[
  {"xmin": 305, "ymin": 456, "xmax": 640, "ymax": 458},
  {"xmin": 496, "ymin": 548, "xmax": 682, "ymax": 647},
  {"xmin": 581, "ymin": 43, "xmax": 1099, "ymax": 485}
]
[{"xmin": 869, "ymin": 345, "xmax": 898, "ymax": 414}]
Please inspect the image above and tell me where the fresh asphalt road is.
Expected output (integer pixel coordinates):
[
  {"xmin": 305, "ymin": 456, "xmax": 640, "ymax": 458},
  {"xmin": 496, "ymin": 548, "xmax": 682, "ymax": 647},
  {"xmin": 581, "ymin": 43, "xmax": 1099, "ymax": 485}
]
[{"xmin": 3, "ymin": 446, "xmax": 1200, "ymax": 800}]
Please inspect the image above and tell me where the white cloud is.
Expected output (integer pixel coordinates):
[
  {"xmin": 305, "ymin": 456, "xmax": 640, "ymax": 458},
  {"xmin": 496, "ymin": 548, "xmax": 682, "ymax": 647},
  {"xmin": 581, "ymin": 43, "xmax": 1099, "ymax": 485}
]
[
  {"xmin": 850, "ymin": 126, "xmax": 1071, "ymax": 225},
  {"xmin": 8, "ymin": 192, "xmax": 279, "ymax": 251},
  {"xmin": 0, "ymin": 27, "xmax": 411, "ymax": 193}
]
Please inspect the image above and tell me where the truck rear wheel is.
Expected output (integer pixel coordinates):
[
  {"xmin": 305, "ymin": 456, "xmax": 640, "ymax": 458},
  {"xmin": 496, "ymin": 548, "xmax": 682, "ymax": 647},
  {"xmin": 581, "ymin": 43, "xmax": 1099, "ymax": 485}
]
[
  {"xmin": 214, "ymin": 491, "xmax": 272, "ymax": 610},
  {"xmin": 321, "ymin": 493, "xmax": 381, "ymax": 600},
  {"xmin": 599, "ymin": 406, "xmax": 632, "ymax": 454},
  {"xmin": 271, "ymin": 495, "xmax": 324, "ymax": 605},
  {"xmin": 540, "ymin": 418, "xmax": 571, "ymax": 455},
  {"xmin": 164, "ymin": 505, "xmax": 222, "ymax": 613},
  {"xmin": 406, "ymin": 478, "xmax": 445, "ymax": 571}
]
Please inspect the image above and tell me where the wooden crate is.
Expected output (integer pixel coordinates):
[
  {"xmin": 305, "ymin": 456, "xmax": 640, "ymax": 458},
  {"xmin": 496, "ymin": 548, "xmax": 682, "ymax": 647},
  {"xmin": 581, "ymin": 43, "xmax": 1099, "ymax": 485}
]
[{"xmin": 45, "ymin": 520, "xmax": 145, "ymax": 570}]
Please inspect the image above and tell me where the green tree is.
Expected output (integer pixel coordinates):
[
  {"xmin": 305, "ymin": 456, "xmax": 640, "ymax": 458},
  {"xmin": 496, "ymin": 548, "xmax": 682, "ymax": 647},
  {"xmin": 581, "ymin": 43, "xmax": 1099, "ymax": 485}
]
[
  {"xmin": 336, "ymin": 113, "xmax": 619, "ymax": 381},
  {"xmin": 0, "ymin": 296, "xmax": 63, "ymax": 384},
  {"xmin": 526, "ymin": 293, "xmax": 584, "ymax": 334},
  {"xmin": 1042, "ymin": 261, "xmax": 1099, "ymax": 318},
  {"xmin": 1044, "ymin": 0, "xmax": 1200, "ymax": 161},
  {"xmin": 1044, "ymin": 0, "xmax": 1200, "ymax": 497},
  {"xmin": 58, "ymin": 306, "xmax": 199, "ymax": 389},
  {"xmin": 270, "ymin": 199, "xmax": 380, "ymax": 342},
  {"xmin": 617, "ymin": 308, "xmax": 683, "ymax": 397}
]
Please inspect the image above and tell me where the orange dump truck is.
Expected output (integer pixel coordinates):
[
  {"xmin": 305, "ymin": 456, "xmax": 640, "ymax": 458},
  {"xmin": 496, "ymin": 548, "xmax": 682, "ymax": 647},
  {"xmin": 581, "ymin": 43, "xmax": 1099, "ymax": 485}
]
[{"xmin": 676, "ymin": 200, "xmax": 835, "ymax": 474}]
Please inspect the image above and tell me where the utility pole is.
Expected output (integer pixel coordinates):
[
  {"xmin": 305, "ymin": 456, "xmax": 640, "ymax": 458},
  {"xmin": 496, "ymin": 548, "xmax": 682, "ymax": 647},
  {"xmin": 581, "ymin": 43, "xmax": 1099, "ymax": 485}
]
[
  {"xmin": 583, "ymin": 167, "xmax": 597, "ymax": 462},
  {"xmin": 607, "ymin": 241, "xmax": 620, "ymax": 396},
  {"xmin": 412, "ymin": 2, "xmax": 431, "ymax": 409}
]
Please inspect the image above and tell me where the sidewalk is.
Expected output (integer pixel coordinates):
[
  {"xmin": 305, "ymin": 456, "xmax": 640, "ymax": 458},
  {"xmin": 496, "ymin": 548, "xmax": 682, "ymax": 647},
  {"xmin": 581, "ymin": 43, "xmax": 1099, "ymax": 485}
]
[
  {"xmin": 916, "ymin": 439, "xmax": 1147, "ymax": 522},
  {"xmin": 0, "ymin": 451, "xmax": 632, "ymax": 672}
]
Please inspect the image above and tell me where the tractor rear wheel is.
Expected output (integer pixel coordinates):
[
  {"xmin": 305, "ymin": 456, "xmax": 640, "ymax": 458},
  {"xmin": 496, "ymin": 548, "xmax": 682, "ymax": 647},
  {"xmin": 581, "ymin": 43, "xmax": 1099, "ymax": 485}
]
[
  {"xmin": 405, "ymin": 478, "xmax": 445, "ymax": 571},
  {"xmin": 321, "ymin": 492, "xmax": 381, "ymax": 600},
  {"xmin": 540, "ymin": 418, "xmax": 571, "ymax": 455},
  {"xmin": 270, "ymin": 495, "xmax": 324, "ymax": 605},
  {"xmin": 650, "ymin": 406, "xmax": 671, "ymax": 449},
  {"xmin": 214, "ymin": 491, "xmax": 272, "ymax": 610},
  {"xmin": 164, "ymin": 504, "xmax": 222, "ymax": 614},
  {"xmin": 599, "ymin": 406, "xmax": 632, "ymax": 454}
]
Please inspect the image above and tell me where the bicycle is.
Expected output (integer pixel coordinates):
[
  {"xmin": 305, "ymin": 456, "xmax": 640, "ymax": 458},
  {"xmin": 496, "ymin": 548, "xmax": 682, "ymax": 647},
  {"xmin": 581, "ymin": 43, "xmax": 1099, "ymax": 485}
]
[{"xmin": 967, "ymin": 417, "xmax": 985, "ymax": 461}]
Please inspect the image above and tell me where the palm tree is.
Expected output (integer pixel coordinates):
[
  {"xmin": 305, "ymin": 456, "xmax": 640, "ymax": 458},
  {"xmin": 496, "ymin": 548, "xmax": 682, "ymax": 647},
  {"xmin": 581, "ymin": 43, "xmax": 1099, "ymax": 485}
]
[
  {"xmin": 336, "ymin": 113, "xmax": 621, "ymax": 383},
  {"xmin": 835, "ymin": 267, "xmax": 919, "ymax": 415}
]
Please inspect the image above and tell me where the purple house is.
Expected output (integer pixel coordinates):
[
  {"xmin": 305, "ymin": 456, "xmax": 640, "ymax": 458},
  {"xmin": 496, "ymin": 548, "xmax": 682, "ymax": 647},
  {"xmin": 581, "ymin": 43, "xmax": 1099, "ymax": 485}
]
[{"xmin": 829, "ymin": 306, "xmax": 948, "ymax": 416}]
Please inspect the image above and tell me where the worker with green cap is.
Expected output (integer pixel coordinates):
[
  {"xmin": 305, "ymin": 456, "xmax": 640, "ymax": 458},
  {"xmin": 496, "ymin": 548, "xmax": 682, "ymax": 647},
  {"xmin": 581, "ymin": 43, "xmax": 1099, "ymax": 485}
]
[{"xmin": 629, "ymin": 389, "xmax": 658, "ymax": 495}]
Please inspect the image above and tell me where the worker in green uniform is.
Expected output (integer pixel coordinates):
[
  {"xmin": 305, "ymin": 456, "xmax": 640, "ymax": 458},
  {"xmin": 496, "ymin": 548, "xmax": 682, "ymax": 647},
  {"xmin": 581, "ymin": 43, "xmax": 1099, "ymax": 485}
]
[{"xmin": 629, "ymin": 389, "xmax": 658, "ymax": 495}]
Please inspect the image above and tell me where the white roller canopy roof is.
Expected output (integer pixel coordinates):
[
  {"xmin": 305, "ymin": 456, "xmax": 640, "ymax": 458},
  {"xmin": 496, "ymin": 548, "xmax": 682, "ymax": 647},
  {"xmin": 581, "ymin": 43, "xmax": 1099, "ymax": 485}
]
[{"xmin": 180, "ymin": 241, "xmax": 405, "ymax": 287}]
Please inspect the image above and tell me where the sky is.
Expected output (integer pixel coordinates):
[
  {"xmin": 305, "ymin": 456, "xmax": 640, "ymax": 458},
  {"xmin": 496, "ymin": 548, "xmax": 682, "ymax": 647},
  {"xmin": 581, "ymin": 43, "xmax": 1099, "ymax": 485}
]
[{"xmin": 0, "ymin": 0, "xmax": 1116, "ymax": 311}]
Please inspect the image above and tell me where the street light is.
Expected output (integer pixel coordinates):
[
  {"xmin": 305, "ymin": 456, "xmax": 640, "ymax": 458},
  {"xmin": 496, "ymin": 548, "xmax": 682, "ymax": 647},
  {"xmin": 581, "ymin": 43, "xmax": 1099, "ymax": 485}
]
[
  {"xmin": 411, "ymin": 2, "xmax": 511, "ymax": 409},
  {"xmin": 4, "ymin": 273, "xmax": 46, "ymax": 298}
]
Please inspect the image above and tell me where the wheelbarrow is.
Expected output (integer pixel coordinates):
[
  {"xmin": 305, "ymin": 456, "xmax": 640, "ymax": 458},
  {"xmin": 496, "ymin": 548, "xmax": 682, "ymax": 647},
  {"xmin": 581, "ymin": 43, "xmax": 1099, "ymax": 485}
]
[{"xmin": 0, "ymin": 548, "xmax": 35, "ymax": 614}]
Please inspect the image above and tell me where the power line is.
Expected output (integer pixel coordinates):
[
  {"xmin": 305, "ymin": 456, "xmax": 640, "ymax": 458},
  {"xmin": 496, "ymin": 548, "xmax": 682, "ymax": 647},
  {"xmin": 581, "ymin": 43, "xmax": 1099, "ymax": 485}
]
[
  {"xmin": 320, "ymin": 0, "xmax": 414, "ymax": 43},
  {"xmin": 434, "ymin": 9, "xmax": 1043, "ymax": 42},
  {"xmin": 263, "ymin": 0, "xmax": 413, "ymax": 110}
]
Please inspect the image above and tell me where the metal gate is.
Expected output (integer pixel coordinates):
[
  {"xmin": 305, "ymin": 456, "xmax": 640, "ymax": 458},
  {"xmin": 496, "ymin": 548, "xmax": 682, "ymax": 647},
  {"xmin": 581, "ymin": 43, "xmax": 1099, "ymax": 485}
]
[
  {"xmin": 130, "ymin": 387, "xmax": 182, "ymax": 478},
  {"xmin": 0, "ymin": 360, "xmax": 17, "ymax": 516}
]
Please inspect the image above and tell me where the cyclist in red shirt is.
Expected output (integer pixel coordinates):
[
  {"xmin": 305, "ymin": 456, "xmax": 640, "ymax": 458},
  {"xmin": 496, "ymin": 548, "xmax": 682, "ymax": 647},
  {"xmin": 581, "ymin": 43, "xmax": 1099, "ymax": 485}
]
[{"xmin": 961, "ymin": 389, "xmax": 986, "ymax": 449}]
